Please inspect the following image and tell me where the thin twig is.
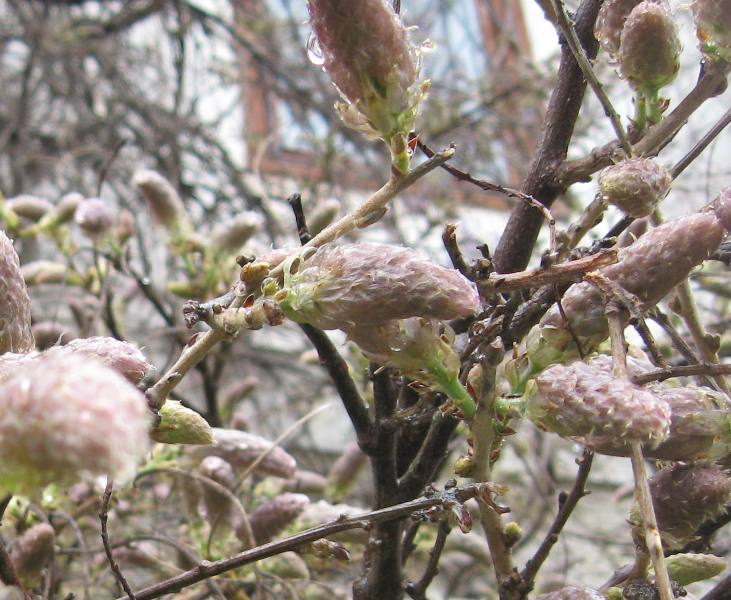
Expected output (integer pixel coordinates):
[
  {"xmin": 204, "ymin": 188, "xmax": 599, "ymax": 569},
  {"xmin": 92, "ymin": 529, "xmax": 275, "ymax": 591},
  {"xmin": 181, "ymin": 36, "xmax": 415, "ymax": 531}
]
[
  {"xmin": 671, "ymin": 107, "xmax": 731, "ymax": 180},
  {"xmin": 442, "ymin": 223, "xmax": 473, "ymax": 279},
  {"xmin": 119, "ymin": 484, "xmax": 484, "ymax": 600},
  {"xmin": 405, "ymin": 521, "xmax": 451, "ymax": 599},
  {"xmin": 514, "ymin": 449, "xmax": 594, "ymax": 595},
  {"xmin": 100, "ymin": 479, "xmax": 137, "ymax": 600},
  {"xmin": 550, "ymin": 0, "xmax": 631, "ymax": 155},
  {"xmin": 478, "ymin": 249, "xmax": 617, "ymax": 296},
  {"xmin": 632, "ymin": 362, "xmax": 731, "ymax": 386},
  {"xmin": 288, "ymin": 192, "xmax": 312, "ymax": 244}
]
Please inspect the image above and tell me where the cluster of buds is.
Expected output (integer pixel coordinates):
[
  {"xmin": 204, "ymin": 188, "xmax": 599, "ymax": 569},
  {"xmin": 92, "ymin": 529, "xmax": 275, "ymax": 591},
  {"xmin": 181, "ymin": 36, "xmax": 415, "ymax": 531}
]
[
  {"xmin": 307, "ymin": 0, "xmax": 429, "ymax": 174},
  {"xmin": 527, "ymin": 355, "xmax": 731, "ymax": 460},
  {"xmin": 598, "ymin": 157, "xmax": 672, "ymax": 217},
  {"xmin": 277, "ymin": 243, "xmax": 480, "ymax": 416},
  {"xmin": 630, "ymin": 462, "xmax": 731, "ymax": 551},
  {"xmin": 516, "ymin": 197, "xmax": 731, "ymax": 389},
  {"xmin": 0, "ymin": 352, "xmax": 151, "ymax": 496},
  {"xmin": 691, "ymin": 0, "xmax": 731, "ymax": 62}
]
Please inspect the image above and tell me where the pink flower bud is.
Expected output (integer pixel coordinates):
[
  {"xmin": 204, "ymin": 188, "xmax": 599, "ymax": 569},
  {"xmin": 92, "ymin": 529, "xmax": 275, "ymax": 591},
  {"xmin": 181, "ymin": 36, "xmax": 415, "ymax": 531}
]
[
  {"xmin": 280, "ymin": 243, "xmax": 480, "ymax": 330},
  {"xmin": 74, "ymin": 198, "xmax": 115, "ymax": 240},
  {"xmin": 132, "ymin": 169, "xmax": 188, "ymax": 231},
  {"xmin": 9, "ymin": 523, "xmax": 55, "ymax": 584},
  {"xmin": 247, "ymin": 493, "xmax": 310, "ymax": 544},
  {"xmin": 5, "ymin": 195, "xmax": 54, "ymax": 222},
  {"xmin": 527, "ymin": 360, "xmax": 671, "ymax": 445},
  {"xmin": 51, "ymin": 336, "xmax": 153, "ymax": 384},
  {"xmin": 190, "ymin": 428, "xmax": 297, "ymax": 479},
  {"xmin": 619, "ymin": 2, "xmax": 680, "ymax": 93},
  {"xmin": 0, "ymin": 230, "xmax": 33, "ymax": 354},
  {"xmin": 598, "ymin": 158, "xmax": 671, "ymax": 217},
  {"xmin": 595, "ymin": 0, "xmax": 645, "ymax": 55},
  {"xmin": 0, "ymin": 352, "xmax": 151, "ymax": 495},
  {"xmin": 632, "ymin": 462, "xmax": 731, "ymax": 551}
]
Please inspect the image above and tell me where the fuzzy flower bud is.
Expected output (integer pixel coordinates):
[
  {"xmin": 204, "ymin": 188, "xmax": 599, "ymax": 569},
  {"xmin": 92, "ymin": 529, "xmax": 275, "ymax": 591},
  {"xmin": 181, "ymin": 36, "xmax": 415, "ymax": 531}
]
[
  {"xmin": 9, "ymin": 523, "xmax": 55, "ymax": 585},
  {"xmin": 74, "ymin": 198, "xmax": 115, "ymax": 241},
  {"xmin": 307, "ymin": 0, "xmax": 429, "ymax": 173},
  {"xmin": 526, "ymin": 360, "xmax": 671, "ymax": 445},
  {"xmin": 198, "ymin": 456, "xmax": 237, "ymax": 534},
  {"xmin": 595, "ymin": 0, "xmax": 645, "ymax": 55},
  {"xmin": 279, "ymin": 243, "xmax": 480, "ymax": 330},
  {"xmin": 5, "ymin": 195, "xmax": 54, "ymax": 222},
  {"xmin": 132, "ymin": 169, "xmax": 188, "ymax": 231},
  {"xmin": 631, "ymin": 462, "xmax": 731, "ymax": 551},
  {"xmin": 536, "ymin": 587, "xmax": 605, "ymax": 600},
  {"xmin": 31, "ymin": 321, "xmax": 75, "ymax": 350},
  {"xmin": 151, "ymin": 400, "xmax": 213, "ymax": 445},
  {"xmin": 308, "ymin": 198, "xmax": 340, "ymax": 236},
  {"xmin": 525, "ymin": 209, "xmax": 725, "ymax": 379},
  {"xmin": 619, "ymin": 2, "xmax": 680, "ymax": 94},
  {"xmin": 347, "ymin": 318, "xmax": 476, "ymax": 418},
  {"xmin": 599, "ymin": 158, "xmax": 671, "ymax": 217},
  {"xmin": 247, "ymin": 493, "xmax": 310, "ymax": 544},
  {"xmin": 52, "ymin": 336, "xmax": 153, "ymax": 384},
  {"xmin": 0, "ymin": 231, "xmax": 33, "ymax": 354},
  {"xmin": 691, "ymin": 0, "xmax": 731, "ymax": 62},
  {"xmin": 32, "ymin": 193, "xmax": 84, "ymax": 234},
  {"xmin": 209, "ymin": 212, "xmax": 261, "ymax": 253},
  {"xmin": 190, "ymin": 428, "xmax": 297, "ymax": 479},
  {"xmin": 0, "ymin": 352, "xmax": 151, "ymax": 496}
]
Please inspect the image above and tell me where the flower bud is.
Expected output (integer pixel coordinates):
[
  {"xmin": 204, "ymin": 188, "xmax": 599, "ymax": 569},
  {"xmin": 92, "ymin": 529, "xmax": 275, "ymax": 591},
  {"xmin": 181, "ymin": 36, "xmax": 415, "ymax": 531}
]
[
  {"xmin": 52, "ymin": 336, "xmax": 153, "ymax": 384},
  {"xmin": 74, "ymin": 198, "xmax": 115, "ymax": 241},
  {"xmin": 691, "ymin": 0, "xmax": 731, "ymax": 62},
  {"xmin": 536, "ymin": 587, "xmax": 605, "ymax": 600},
  {"xmin": 132, "ymin": 169, "xmax": 188, "ymax": 231},
  {"xmin": 307, "ymin": 0, "xmax": 428, "ymax": 173},
  {"xmin": 9, "ymin": 523, "xmax": 55, "ymax": 585},
  {"xmin": 307, "ymin": 198, "xmax": 340, "ymax": 236},
  {"xmin": 599, "ymin": 158, "xmax": 671, "ymax": 217},
  {"xmin": 712, "ymin": 186, "xmax": 731, "ymax": 231},
  {"xmin": 0, "ymin": 230, "xmax": 34, "ymax": 354},
  {"xmin": 5, "ymin": 195, "xmax": 54, "ymax": 222},
  {"xmin": 631, "ymin": 462, "xmax": 731, "ymax": 551},
  {"xmin": 526, "ymin": 360, "xmax": 671, "ymax": 445},
  {"xmin": 210, "ymin": 212, "xmax": 261, "ymax": 253},
  {"xmin": 595, "ymin": 0, "xmax": 645, "ymax": 56},
  {"xmin": 280, "ymin": 243, "xmax": 480, "ymax": 330},
  {"xmin": 190, "ymin": 428, "xmax": 297, "ymax": 479},
  {"xmin": 664, "ymin": 552, "xmax": 727, "ymax": 585},
  {"xmin": 347, "ymin": 318, "xmax": 476, "ymax": 418},
  {"xmin": 619, "ymin": 2, "xmax": 680, "ymax": 93},
  {"xmin": 31, "ymin": 322, "xmax": 75, "ymax": 350},
  {"xmin": 246, "ymin": 492, "xmax": 310, "ymax": 544},
  {"xmin": 0, "ymin": 352, "xmax": 151, "ymax": 496},
  {"xmin": 56, "ymin": 193, "xmax": 84, "ymax": 223},
  {"xmin": 151, "ymin": 401, "xmax": 213, "ymax": 445}
]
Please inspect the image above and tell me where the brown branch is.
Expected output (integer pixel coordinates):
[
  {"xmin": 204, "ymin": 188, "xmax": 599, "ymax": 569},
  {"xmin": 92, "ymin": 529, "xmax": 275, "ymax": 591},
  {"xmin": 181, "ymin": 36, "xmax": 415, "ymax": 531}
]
[
  {"xmin": 478, "ymin": 249, "xmax": 617, "ymax": 296},
  {"xmin": 119, "ymin": 484, "xmax": 484, "ymax": 600},
  {"xmin": 671, "ymin": 107, "xmax": 731, "ymax": 180},
  {"xmin": 632, "ymin": 362, "xmax": 731, "ymax": 386},
  {"xmin": 492, "ymin": 0, "xmax": 602, "ymax": 275},
  {"xmin": 299, "ymin": 324, "xmax": 372, "ymax": 447},
  {"xmin": 100, "ymin": 479, "xmax": 137, "ymax": 600},
  {"xmin": 700, "ymin": 571, "xmax": 731, "ymax": 600},
  {"xmin": 504, "ymin": 448, "xmax": 594, "ymax": 598},
  {"xmin": 405, "ymin": 521, "xmax": 451, "ymax": 600}
]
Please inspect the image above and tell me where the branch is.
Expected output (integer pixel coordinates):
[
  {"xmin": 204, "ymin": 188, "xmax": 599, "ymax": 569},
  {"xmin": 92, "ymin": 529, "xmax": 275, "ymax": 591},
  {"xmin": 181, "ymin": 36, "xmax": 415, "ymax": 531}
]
[
  {"xmin": 700, "ymin": 571, "xmax": 731, "ymax": 600},
  {"xmin": 100, "ymin": 479, "xmax": 137, "ymax": 600},
  {"xmin": 550, "ymin": 0, "xmax": 630, "ymax": 155},
  {"xmin": 118, "ymin": 484, "xmax": 484, "ymax": 600},
  {"xmin": 492, "ymin": 0, "xmax": 601, "ymax": 274},
  {"xmin": 405, "ymin": 521, "xmax": 451, "ymax": 600},
  {"xmin": 478, "ymin": 249, "xmax": 617, "ymax": 296},
  {"xmin": 299, "ymin": 324, "xmax": 372, "ymax": 447},
  {"xmin": 632, "ymin": 363, "xmax": 731, "ymax": 386},
  {"xmin": 509, "ymin": 449, "xmax": 594, "ymax": 597}
]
